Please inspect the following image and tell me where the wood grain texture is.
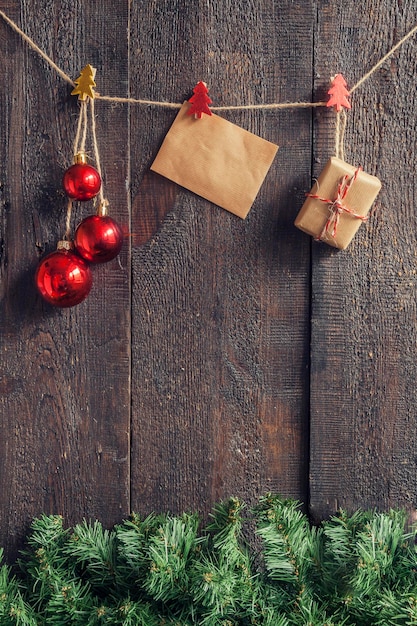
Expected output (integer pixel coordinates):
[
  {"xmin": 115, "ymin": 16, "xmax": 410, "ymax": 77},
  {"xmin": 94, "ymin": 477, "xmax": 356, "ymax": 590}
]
[
  {"xmin": 0, "ymin": 0, "xmax": 130, "ymax": 560},
  {"xmin": 310, "ymin": 1, "xmax": 417, "ymax": 519},
  {"xmin": 129, "ymin": 0, "xmax": 312, "ymax": 517},
  {"xmin": 3, "ymin": 0, "xmax": 414, "ymax": 562}
]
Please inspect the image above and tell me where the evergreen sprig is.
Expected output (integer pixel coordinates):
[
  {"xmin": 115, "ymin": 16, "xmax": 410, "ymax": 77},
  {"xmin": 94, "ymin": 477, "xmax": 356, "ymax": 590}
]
[{"xmin": 0, "ymin": 496, "xmax": 416, "ymax": 625}]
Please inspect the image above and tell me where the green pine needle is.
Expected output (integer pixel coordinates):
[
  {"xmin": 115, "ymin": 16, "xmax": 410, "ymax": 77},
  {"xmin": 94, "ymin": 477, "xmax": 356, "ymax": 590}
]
[
  {"xmin": 1, "ymin": 497, "xmax": 416, "ymax": 626},
  {"xmin": 66, "ymin": 519, "xmax": 118, "ymax": 591}
]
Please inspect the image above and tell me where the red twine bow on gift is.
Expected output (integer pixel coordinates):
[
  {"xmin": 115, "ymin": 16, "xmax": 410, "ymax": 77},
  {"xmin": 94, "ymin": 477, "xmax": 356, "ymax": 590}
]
[{"xmin": 307, "ymin": 167, "xmax": 367, "ymax": 241}]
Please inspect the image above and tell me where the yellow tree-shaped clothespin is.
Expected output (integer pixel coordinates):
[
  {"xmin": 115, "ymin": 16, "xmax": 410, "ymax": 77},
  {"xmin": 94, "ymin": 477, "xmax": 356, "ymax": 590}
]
[{"xmin": 71, "ymin": 64, "xmax": 97, "ymax": 100}]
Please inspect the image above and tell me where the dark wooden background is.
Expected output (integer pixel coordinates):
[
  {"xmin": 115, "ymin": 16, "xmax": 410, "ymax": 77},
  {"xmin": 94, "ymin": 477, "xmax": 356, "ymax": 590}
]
[{"xmin": 1, "ymin": 0, "xmax": 416, "ymax": 560}]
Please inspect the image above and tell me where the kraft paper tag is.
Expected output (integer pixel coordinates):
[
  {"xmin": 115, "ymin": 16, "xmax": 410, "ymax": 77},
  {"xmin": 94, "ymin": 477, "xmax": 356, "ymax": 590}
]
[{"xmin": 150, "ymin": 102, "xmax": 279, "ymax": 219}]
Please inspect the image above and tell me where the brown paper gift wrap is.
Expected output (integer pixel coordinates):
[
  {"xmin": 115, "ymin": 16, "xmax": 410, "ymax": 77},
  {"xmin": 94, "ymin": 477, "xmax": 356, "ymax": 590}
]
[{"xmin": 294, "ymin": 157, "xmax": 382, "ymax": 249}]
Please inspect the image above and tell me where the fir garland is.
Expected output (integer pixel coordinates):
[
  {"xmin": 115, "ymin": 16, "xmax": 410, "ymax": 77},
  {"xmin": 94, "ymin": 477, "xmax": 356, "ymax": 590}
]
[{"xmin": 1, "ymin": 495, "xmax": 416, "ymax": 625}]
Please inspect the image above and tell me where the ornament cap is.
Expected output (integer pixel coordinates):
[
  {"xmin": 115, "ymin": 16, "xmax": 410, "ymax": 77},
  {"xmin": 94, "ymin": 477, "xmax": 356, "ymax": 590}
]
[
  {"xmin": 74, "ymin": 151, "xmax": 88, "ymax": 164},
  {"xmin": 57, "ymin": 240, "xmax": 74, "ymax": 251},
  {"xmin": 97, "ymin": 199, "xmax": 109, "ymax": 217}
]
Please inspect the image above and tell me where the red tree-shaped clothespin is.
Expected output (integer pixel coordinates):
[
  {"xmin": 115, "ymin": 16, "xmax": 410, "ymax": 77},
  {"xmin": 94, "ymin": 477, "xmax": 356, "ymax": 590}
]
[
  {"xmin": 187, "ymin": 81, "xmax": 213, "ymax": 119},
  {"xmin": 326, "ymin": 74, "xmax": 351, "ymax": 112}
]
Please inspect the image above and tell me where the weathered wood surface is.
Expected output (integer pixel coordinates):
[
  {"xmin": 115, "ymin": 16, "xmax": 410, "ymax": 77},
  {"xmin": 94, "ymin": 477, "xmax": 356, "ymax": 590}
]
[
  {"xmin": 129, "ymin": 0, "xmax": 312, "ymax": 517},
  {"xmin": 1, "ymin": 0, "xmax": 415, "ymax": 561},
  {"xmin": 310, "ymin": 2, "xmax": 417, "ymax": 519},
  {"xmin": 0, "ymin": 0, "xmax": 312, "ymax": 559},
  {"xmin": 0, "ymin": 0, "xmax": 131, "ymax": 560}
]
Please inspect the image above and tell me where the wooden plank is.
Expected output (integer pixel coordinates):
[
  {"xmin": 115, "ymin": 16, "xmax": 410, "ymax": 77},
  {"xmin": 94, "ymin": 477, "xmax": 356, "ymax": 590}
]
[
  {"xmin": 0, "ymin": 0, "xmax": 130, "ymax": 560},
  {"xmin": 310, "ymin": 2, "xmax": 417, "ymax": 519},
  {"xmin": 130, "ymin": 1, "xmax": 313, "ymax": 517}
]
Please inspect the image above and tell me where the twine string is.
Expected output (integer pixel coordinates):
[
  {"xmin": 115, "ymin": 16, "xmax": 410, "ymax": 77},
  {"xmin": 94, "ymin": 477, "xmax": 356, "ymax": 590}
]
[
  {"xmin": 80, "ymin": 102, "xmax": 88, "ymax": 153},
  {"xmin": 306, "ymin": 167, "xmax": 366, "ymax": 241},
  {"xmin": 1, "ymin": 7, "xmax": 416, "ymax": 235},
  {"xmin": 1, "ymin": 9, "xmax": 416, "ymax": 113},
  {"xmin": 90, "ymin": 97, "xmax": 105, "ymax": 205},
  {"xmin": 65, "ymin": 102, "xmax": 87, "ymax": 240},
  {"xmin": 64, "ymin": 97, "xmax": 106, "ymax": 238},
  {"xmin": 335, "ymin": 109, "xmax": 348, "ymax": 160},
  {"xmin": 72, "ymin": 101, "xmax": 85, "ymax": 156},
  {"xmin": 350, "ymin": 23, "xmax": 417, "ymax": 93},
  {"xmin": 0, "ymin": 10, "xmax": 75, "ymax": 87},
  {"xmin": 335, "ymin": 111, "xmax": 341, "ymax": 158},
  {"xmin": 96, "ymin": 95, "xmax": 329, "ymax": 110},
  {"xmin": 64, "ymin": 199, "xmax": 73, "ymax": 241},
  {"xmin": 72, "ymin": 100, "xmax": 89, "ymax": 155}
]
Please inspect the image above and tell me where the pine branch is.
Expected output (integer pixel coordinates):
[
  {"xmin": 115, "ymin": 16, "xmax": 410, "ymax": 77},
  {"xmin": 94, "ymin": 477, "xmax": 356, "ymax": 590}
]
[
  {"xmin": 190, "ymin": 498, "xmax": 257, "ymax": 623},
  {"xmin": 111, "ymin": 597, "xmax": 161, "ymax": 626},
  {"xmin": 17, "ymin": 514, "xmax": 77, "ymax": 612},
  {"xmin": 143, "ymin": 512, "xmax": 201, "ymax": 604},
  {"xmin": 1, "ymin": 497, "xmax": 416, "ymax": 626},
  {"xmin": 0, "ymin": 552, "xmax": 38, "ymax": 626},
  {"xmin": 254, "ymin": 495, "xmax": 322, "ymax": 595},
  {"xmin": 115, "ymin": 512, "xmax": 168, "ymax": 595},
  {"xmin": 65, "ymin": 520, "xmax": 118, "ymax": 592}
]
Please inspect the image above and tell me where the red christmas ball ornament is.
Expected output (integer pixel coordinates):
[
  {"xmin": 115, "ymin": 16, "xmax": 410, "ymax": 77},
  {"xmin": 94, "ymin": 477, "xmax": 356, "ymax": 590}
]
[
  {"xmin": 35, "ymin": 242, "xmax": 93, "ymax": 307},
  {"xmin": 74, "ymin": 202, "xmax": 124, "ymax": 263},
  {"xmin": 62, "ymin": 152, "xmax": 101, "ymax": 201}
]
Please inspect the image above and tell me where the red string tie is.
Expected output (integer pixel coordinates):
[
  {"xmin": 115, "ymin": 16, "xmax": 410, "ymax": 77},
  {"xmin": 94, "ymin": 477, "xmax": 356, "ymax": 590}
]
[{"xmin": 306, "ymin": 167, "xmax": 367, "ymax": 241}]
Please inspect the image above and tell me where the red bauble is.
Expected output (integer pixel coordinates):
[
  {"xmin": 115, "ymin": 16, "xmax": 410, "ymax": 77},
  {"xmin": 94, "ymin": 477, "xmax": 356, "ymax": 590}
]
[
  {"xmin": 35, "ymin": 247, "xmax": 93, "ymax": 307},
  {"xmin": 62, "ymin": 162, "xmax": 101, "ymax": 201},
  {"xmin": 74, "ymin": 215, "xmax": 124, "ymax": 263}
]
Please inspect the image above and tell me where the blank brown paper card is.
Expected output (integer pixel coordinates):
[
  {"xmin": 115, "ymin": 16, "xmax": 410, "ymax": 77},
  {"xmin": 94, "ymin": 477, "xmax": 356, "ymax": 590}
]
[{"xmin": 151, "ymin": 102, "xmax": 279, "ymax": 219}]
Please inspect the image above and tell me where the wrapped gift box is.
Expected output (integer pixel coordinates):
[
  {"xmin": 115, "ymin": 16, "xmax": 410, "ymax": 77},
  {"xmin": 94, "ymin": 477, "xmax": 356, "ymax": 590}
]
[{"xmin": 295, "ymin": 157, "xmax": 381, "ymax": 249}]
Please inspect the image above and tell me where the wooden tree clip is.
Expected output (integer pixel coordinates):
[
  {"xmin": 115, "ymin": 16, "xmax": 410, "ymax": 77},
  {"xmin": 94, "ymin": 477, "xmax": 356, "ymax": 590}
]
[
  {"xmin": 326, "ymin": 74, "xmax": 351, "ymax": 112},
  {"xmin": 71, "ymin": 64, "xmax": 97, "ymax": 100},
  {"xmin": 187, "ymin": 81, "xmax": 213, "ymax": 119}
]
